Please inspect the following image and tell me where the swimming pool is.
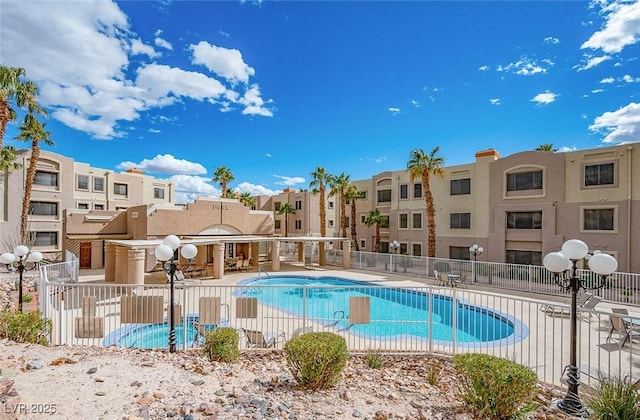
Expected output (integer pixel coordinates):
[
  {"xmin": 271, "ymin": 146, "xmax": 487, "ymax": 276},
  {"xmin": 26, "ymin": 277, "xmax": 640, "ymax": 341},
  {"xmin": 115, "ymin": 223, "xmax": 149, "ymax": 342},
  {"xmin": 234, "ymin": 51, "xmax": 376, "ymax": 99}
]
[
  {"xmin": 103, "ymin": 315, "xmax": 216, "ymax": 349},
  {"xmin": 238, "ymin": 276, "xmax": 527, "ymax": 345}
]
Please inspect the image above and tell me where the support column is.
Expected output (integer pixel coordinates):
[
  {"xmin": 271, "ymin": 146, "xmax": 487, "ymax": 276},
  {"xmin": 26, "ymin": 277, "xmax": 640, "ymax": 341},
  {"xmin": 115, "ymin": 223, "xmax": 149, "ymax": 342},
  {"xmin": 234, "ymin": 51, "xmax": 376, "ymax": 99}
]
[
  {"xmin": 319, "ymin": 242, "xmax": 326, "ymax": 266},
  {"xmin": 250, "ymin": 242, "xmax": 259, "ymax": 270},
  {"xmin": 127, "ymin": 249, "xmax": 146, "ymax": 286},
  {"xmin": 91, "ymin": 240, "xmax": 103, "ymax": 269},
  {"xmin": 271, "ymin": 240, "xmax": 281, "ymax": 271},
  {"xmin": 105, "ymin": 242, "xmax": 116, "ymax": 283},
  {"xmin": 342, "ymin": 240, "xmax": 352, "ymax": 270},
  {"xmin": 114, "ymin": 246, "xmax": 129, "ymax": 284},
  {"xmin": 297, "ymin": 242, "xmax": 304, "ymax": 262},
  {"xmin": 213, "ymin": 243, "xmax": 225, "ymax": 279}
]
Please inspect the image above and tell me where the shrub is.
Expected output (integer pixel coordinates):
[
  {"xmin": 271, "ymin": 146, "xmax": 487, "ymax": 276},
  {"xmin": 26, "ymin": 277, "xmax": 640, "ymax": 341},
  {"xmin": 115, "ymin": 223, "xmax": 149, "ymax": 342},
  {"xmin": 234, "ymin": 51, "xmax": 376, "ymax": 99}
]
[
  {"xmin": 0, "ymin": 310, "xmax": 51, "ymax": 345},
  {"xmin": 586, "ymin": 375, "xmax": 640, "ymax": 419},
  {"xmin": 454, "ymin": 353, "xmax": 538, "ymax": 419},
  {"xmin": 284, "ymin": 332, "xmax": 348, "ymax": 390},
  {"xmin": 426, "ymin": 360, "xmax": 441, "ymax": 386},
  {"xmin": 202, "ymin": 327, "xmax": 239, "ymax": 363},
  {"xmin": 364, "ymin": 348, "xmax": 385, "ymax": 369},
  {"xmin": 22, "ymin": 294, "xmax": 33, "ymax": 303}
]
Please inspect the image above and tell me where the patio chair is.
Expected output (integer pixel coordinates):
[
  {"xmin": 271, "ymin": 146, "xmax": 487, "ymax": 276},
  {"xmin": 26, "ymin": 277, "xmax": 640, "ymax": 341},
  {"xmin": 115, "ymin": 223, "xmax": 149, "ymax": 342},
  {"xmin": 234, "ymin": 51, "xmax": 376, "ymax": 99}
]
[
  {"xmin": 607, "ymin": 314, "xmax": 640, "ymax": 346},
  {"xmin": 241, "ymin": 328, "xmax": 285, "ymax": 349},
  {"xmin": 540, "ymin": 292, "xmax": 592, "ymax": 316},
  {"xmin": 439, "ymin": 272, "xmax": 450, "ymax": 287}
]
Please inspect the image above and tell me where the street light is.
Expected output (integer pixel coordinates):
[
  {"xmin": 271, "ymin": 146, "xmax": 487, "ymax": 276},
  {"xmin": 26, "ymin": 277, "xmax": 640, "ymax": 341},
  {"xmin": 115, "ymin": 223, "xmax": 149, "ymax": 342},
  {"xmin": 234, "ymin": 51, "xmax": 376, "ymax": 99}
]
[
  {"xmin": 469, "ymin": 244, "xmax": 483, "ymax": 283},
  {"xmin": 0, "ymin": 245, "xmax": 43, "ymax": 312},
  {"xmin": 154, "ymin": 235, "xmax": 197, "ymax": 353},
  {"xmin": 543, "ymin": 239, "xmax": 618, "ymax": 417},
  {"xmin": 390, "ymin": 240, "xmax": 400, "ymax": 272}
]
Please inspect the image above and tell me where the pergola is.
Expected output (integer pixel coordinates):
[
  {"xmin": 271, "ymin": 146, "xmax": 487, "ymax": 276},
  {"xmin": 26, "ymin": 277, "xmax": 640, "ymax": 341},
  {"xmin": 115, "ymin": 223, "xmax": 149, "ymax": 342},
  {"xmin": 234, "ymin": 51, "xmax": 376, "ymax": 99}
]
[{"xmin": 103, "ymin": 235, "xmax": 351, "ymax": 285}]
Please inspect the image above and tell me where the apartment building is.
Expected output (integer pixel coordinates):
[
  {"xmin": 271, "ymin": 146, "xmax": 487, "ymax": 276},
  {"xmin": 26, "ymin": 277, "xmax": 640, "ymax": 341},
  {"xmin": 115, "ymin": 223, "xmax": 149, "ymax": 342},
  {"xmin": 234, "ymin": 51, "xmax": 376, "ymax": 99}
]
[
  {"xmin": 348, "ymin": 143, "xmax": 639, "ymax": 273},
  {"xmin": 0, "ymin": 149, "xmax": 175, "ymax": 261}
]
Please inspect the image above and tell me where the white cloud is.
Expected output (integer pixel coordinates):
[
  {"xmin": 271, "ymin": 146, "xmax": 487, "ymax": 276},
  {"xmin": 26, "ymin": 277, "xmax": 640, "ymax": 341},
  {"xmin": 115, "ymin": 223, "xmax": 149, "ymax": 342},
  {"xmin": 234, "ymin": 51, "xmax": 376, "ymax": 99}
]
[
  {"xmin": 118, "ymin": 154, "xmax": 208, "ymax": 175},
  {"xmin": 544, "ymin": 36, "xmax": 560, "ymax": 44},
  {"xmin": 219, "ymin": 30, "xmax": 230, "ymax": 38},
  {"xmin": 148, "ymin": 128, "xmax": 161, "ymax": 133},
  {"xmin": 581, "ymin": 0, "xmax": 640, "ymax": 54},
  {"xmin": 531, "ymin": 91, "xmax": 558, "ymax": 105},
  {"xmin": 623, "ymin": 74, "xmax": 640, "ymax": 83},
  {"xmin": 371, "ymin": 156, "xmax": 387, "ymax": 164},
  {"xmin": 497, "ymin": 56, "xmax": 553, "ymax": 76},
  {"xmin": 273, "ymin": 175, "xmax": 305, "ymax": 186},
  {"xmin": 235, "ymin": 181, "xmax": 279, "ymax": 196},
  {"xmin": 388, "ymin": 107, "xmax": 400, "ymax": 115},
  {"xmin": 170, "ymin": 175, "xmax": 219, "ymax": 204},
  {"xmin": 266, "ymin": 153, "xmax": 272, "ymax": 158},
  {"xmin": 592, "ymin": 88, "xmax": 604, "ymax": 93},
  {"xmin": 190, "ymin": 41, "xmax": 256, "ymax": 83},
  {"xmin": 410, "ymin": 100, "xmax": 420, "ymax": 107},
  {"xmin": 478, "ymin": 65, "xmax": 489, "ymax": 71},
  {"xmin": 239, "ymin": 84, "xmax": 274, "ymax": 117},
  {"xmin": 0, "ymin": 1, "xmax": 273, "ymax": 140},
  {"xmin": 589, "ymin": 102, "xmax": 640, "ymax": 144},
  {"xmin": 600, "ymin": 77, "xmax": 615, "ymax": 83},
  {"xmin": 576, "ymin": 54, "xmax": 612, "ymax": 70},
  {"xmin": 489, "ymin": 98, "xmax": 501, "ymax": 105},
  {"xmin": 556, "ymin": 145, "xmax": 577, "ymax": 153},
  {"xmin": 154, "ymin": 37, "xmax": 173, "ymax": 50}
]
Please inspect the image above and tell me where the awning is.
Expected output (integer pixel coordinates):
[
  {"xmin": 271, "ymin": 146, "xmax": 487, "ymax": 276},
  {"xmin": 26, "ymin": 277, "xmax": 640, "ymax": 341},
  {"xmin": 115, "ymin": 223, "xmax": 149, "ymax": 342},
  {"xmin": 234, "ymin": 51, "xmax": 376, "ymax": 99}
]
[{"xmin": 66, "ymin": 234, "xmax": 133, "ymax": 241}]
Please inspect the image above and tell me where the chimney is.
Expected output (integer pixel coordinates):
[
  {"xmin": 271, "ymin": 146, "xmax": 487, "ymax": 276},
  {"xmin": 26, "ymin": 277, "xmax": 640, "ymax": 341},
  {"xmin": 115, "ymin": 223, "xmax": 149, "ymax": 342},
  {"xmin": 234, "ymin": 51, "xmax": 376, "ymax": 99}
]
[
  {"xmin": 475, "ymin": 149, "xmax": 500, "ymax": 161},
  {"xmin": 126, "ymin": 168, "xmax": 144, "ymax": 174},
  {"xmin": 283, "ymin": 188, "xmax": 295, "ymax": 193}
]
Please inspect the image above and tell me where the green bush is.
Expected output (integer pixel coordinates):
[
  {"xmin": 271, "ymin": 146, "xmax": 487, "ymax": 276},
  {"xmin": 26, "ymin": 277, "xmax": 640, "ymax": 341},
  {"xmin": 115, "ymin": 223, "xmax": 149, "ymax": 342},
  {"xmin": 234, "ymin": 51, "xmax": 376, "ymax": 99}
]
[
  {"xmin": 284, "ymin": 332, "xmax": 348, "ymax": 390},
  {"xmin": 22, "ymin": 294, "xmax": 33, "ymax": 303},
  {"xmin": 202, "ymin": 327, "xmax": 239, "ymax": 363},
  {"xmin": 454, "ymin": 353, "xmax": 538, "ymax": 419},
  {"xmin": 586, "ymin": 375, "xmax": 640, "ymax": 419},
  {"xmin": 364, "ymin": 348, "xmax": 385, "ymax": 369},
  {"xmin": 0, "ymin": 310, "xmax": 51, "ymax": 345}
]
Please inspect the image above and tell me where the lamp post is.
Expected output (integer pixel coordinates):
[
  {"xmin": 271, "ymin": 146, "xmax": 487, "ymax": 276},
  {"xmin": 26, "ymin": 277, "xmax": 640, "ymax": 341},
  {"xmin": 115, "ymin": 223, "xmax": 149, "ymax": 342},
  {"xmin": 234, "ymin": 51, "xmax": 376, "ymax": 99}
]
[
  {"xmin": 543, "ymin": 239, "xmax": 618, "ymax": 417},
  {"xmin": 154, "ymin": 235, "xmax": 197, "ymax": 353},
  {"xmin": 469, "ymin": 244, "xmax": 483, "ymax": 283},
  {"xmin": 0, "ymin": 245, "xmax": 43, "ymax": 312},
  {"xmin": 390, "ymin": 240, "xmax": 400, "ymax": 272}
]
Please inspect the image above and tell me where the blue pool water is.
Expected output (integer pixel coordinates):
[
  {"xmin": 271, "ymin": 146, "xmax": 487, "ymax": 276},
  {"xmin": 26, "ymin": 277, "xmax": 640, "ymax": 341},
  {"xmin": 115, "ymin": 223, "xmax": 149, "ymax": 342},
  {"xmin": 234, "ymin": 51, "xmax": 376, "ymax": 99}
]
[
  {"xmin": 238, "ymin": 276, "xmax": 527, "ymax": 345},
  {"xmin": 103, "ymin": 315, "xmax": 216, "ymax": 349}
]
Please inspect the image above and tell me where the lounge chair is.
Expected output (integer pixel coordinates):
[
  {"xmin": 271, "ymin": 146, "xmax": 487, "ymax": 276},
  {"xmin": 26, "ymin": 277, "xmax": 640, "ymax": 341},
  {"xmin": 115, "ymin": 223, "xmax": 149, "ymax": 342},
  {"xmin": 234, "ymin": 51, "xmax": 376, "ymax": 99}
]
[
  {"xmin": 241, "ymin": 328, "xmax": 285, "ymax": 349},
  {"xmin": 290, "ymin": 326, "xmax": 314, "ymax": 339},
  {"xmin": 540, "ymin": 292, "xmax": 592, "ymax": 315},
  {"xmin": 607, "ymin": 314, "xmax": 640, "ymax": 346}
]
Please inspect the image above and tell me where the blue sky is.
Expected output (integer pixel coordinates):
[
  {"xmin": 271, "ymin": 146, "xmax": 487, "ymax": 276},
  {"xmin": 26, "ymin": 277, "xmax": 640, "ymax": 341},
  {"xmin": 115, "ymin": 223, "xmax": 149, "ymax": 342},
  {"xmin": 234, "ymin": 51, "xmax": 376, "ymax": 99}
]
[{"xmin": 2, "ymin": 0, "xmax": 639, "ymax": 203}]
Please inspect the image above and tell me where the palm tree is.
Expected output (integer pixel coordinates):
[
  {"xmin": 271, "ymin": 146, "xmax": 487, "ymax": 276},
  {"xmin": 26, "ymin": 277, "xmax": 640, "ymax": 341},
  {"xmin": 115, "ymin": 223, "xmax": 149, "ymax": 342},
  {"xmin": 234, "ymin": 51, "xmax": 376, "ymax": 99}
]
[
  {"xmin": 535, "ymin": 144, "xmax": 556, "ymax": 152},
  {"xmin": 16, "ymin": 112, "xmax": 53, "ymax": 242},
  {"xmin": 345, "ymin": 183, "xmax": 363, "ymax": 251},
  {"xmin": 310, "ymin": 166, "xmax": 331, "ymax": 237},
  {"xmin": 407, "ymin": 147, "xmax": 445, "ymax": 257},
  {"xmin": 329, "ymin": 172, "xmax": 350, "ymax": 239},
  {"xmin": 0, "ymin": 146, "xmax": 20, "ymax": 171},
  {"xmin": 212, "ymin": 166, "xmax": 235, "ymax": 198},
  {"xmin": 239, "ymin": 192, "xmax": 257, "ymax": 208},
  {"xmin": 364, "ymin": 208, "xmax": 388, "ymax": 253},
  {"xmin": 277, "ymin": 202, "xmax": 296, "ymax": 237}
]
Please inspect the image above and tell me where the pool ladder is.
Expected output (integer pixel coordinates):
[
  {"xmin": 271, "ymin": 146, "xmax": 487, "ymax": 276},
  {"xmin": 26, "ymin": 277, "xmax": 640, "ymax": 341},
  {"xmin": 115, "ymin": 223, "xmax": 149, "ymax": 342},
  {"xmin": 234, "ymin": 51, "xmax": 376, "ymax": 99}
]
[{"xmin": 258, "ymin": 266, "xmax": 271, "ymax": 281}]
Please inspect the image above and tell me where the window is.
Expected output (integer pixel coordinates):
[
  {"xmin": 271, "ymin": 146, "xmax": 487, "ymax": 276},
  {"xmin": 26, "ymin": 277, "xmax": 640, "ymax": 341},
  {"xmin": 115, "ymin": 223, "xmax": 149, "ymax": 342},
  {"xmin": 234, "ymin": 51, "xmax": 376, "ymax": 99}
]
[
  {"xmin": 377, "ymin": 189, "xmax": 391, "ymax": 203},
  {"xmin": 154, "ymin": 187, "xmax": 165, "ymax": 199},
  {"xmin": 380, "ymin": 242, "xmax": 389, "ymax": 253},
  {"xmin": 94, "ymin": 204, "xmax": 105, "ymax": 210},
  {"xmin": 77, "ymin": 203, "xmax": 89, "ymax": 210},
  {"xmin": 274, "ymin": 220, "xmax": 281, "ymax": 229},
  {"xmin": 450, "ymin": 246, "xmax": 471, "ymax": 260},
  {"xmin": 76, "ymin": 174, "xmax": 89, "ymax": 190},
  {"xmin": 29, "ymin": 201, "xmax": 58, "ymax": 216},
  {"xmin": 584, "ymin": 163, "xmax": 614, "ymax": 186},
  {"xmin": 382, "ymin": 215, "xmax": 390, "ymax": 226},
  {"xmin": 328, "ymin": 220, "xmax": 334, "ymax": 228},
  {"xmin": 450, "ymin": 213, "xmax": 471, "ymax": 229},
  {"xmin": 412, "ymin": 213, "xmax": 422, "ymax": 229},
  {"xmin": 114, "ymin": 183, "xmax": 128, "ymax": 196},
  {"xmin": 274, "ymin": 202, "xmax": 281, "ymax": 211},
  {"xmin": 345, "ymin": 217, "xmax": 350, "ymax": 227},
  {"xmin": 295, "ymin": 220, "xmax": 302, "ymax": 229},
  {"xmin": 360, "ymin": 191, "xmax": 367, "ymax": 200},
  {"xmin": 33, "ymin": 231, "xmax": 58, "ymax": 247},
  {"xmin": 400, "ymin": 243, "xmax": 408, "ymax": 254},
  {"xmin": 506, "ymin": 170, "xmax": 542, "ymax": 191},
  {"xmin": 93, "ymin": 177, "xmax": 104, "ymax": 192},
  {"xmin": 34, "ymin": 171, "xmax": 58, "ymax": 187},
  {"xmin": 399, "ymin": 213, "xmax": 408, "ymax": 229},
  {"xmin": 584, "ymin": 209, "xmax": 614, "ymax": 231},
  {"xmin": 360, "ymin": 239, "xmax": 366, "ymax": 249},
  {"xmin": 400, "ymin": 184, "xmax": 408, "ymax": 199},
  {"xmin": 412, "ymin": 243, "xmax": 422, "ymax": 256},
  {"xmin": 116, "ymin": 206, "xmax": 127, "ymax": 211},
  {"xmin": 507, "ymin": 211, "xmax": 542, "ymax": 229},
  {"xmin": 451, "ymin": 178, "xmax": 471, "ymax": 195},
  {"xmin": 295, "ymin": 200, "xmax": 302, "ymax": 210},
  {"xmin": 506, "ymin": 250, "xmax": 542, "ymax": 265},
  {"xmin": 413, "ymin": 183, "xmax": 422, "ymax": 198},
  {"xmin": 328, "ymin": 201, "xmax": 334, "ymax": 209},
  {"xmin": 360, "ymin": 215, "xmax": 366, "ymax": 224}
]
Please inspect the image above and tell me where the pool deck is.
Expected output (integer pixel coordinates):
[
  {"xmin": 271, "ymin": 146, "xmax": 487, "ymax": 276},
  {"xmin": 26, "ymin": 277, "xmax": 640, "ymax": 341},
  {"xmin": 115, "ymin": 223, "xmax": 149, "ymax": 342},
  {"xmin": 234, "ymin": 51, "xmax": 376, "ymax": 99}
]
[{"xmin": 72, "ymin": 262, "xmax": 640, "ymax": 388}]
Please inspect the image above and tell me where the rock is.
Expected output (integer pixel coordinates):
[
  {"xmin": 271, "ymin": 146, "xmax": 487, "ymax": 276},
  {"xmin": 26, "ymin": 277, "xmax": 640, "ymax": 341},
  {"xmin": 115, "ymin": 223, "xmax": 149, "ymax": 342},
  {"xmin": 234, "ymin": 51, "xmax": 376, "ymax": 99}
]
[
  {"xmin": 137, "ymin": 395, "xmax": 155, "ymax": 406},
  {"xmin": 153, "ymin": 392, "xmax": 165, "ymax": 399},
  {"xmin": 86, "ymin": 367, "xmax": 97, "ymax": 374},
  {"xmin": 95, "ymin": 391, "xmax": 106, "ymax": 396},
  {"xmin": 191, "ymin": 379, "xmax": 205, "ymax": 386},
  {"xmin": 26, "ymin": 360, "xmax": 44, "ymax": 370},
  {"xmin": 49, "ymin": 357, "xmax": 77, "ymax": 365}
]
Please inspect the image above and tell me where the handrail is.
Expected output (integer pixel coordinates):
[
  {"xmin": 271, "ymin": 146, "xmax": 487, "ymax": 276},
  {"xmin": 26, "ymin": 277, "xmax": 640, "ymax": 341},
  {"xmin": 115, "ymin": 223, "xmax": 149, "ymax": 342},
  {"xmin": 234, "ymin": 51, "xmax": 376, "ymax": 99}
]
[{"xmin": 258, "ymin": 266, "xmax": 271, "ymax": 279}]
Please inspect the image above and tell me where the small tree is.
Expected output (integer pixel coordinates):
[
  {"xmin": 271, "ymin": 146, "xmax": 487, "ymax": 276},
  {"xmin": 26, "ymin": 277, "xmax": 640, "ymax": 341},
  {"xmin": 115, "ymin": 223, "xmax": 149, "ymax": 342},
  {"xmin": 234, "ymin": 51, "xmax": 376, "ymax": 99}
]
[
  {"xmin": 277, "ymin": 202, "xmax": 296, "ymax": 236},
  {"xmin": 364, "ymin": 208, "xmax": 388, "ymax": 252}
]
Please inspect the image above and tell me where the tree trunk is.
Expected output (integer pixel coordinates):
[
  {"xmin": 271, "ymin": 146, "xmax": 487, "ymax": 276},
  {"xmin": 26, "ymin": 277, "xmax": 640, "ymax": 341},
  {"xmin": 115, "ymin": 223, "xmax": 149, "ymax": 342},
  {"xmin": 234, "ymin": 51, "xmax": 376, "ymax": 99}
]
[
  {"xmin": 340, "ymin": 192, "xmax": 347, "ymax": 239},
  {"xmin": 351, "ymin": 198, "xmax": 358, "ymax": 251},
  {"xmin": 0, "ymin": 99, "xmax": 10, "ymax": 150},
  {"xmin": 422, "ymin": 172, "xmax": 436, "ymax": 257},
  {"xmin": 319, "ymin": 185, "xmax": 326, "ymax": 237},
  {"xmin": 21, "ymin": 140, "xmax": 39, "ymax": 242}
]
